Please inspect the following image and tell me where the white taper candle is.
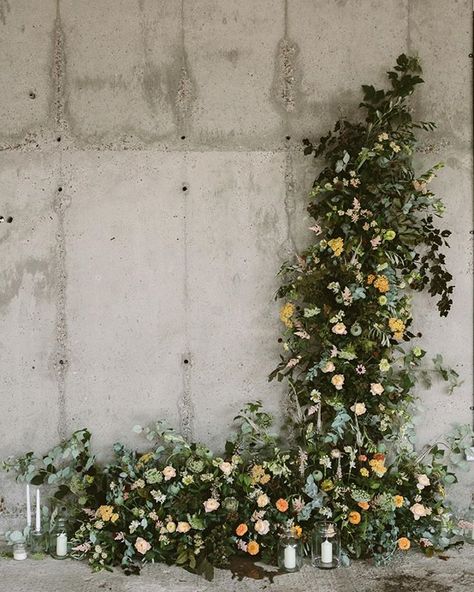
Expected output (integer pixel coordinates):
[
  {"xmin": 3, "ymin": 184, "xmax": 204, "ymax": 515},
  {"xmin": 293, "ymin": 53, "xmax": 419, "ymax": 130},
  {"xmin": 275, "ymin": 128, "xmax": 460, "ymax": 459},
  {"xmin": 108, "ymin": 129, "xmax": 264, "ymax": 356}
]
[
  {"xmin": 26, "ymin": 484, "xmax": 31, "ymax": 528},
  {"xmin": 35, "ymin": 488, "xmax": 41, "ymax": 532}
]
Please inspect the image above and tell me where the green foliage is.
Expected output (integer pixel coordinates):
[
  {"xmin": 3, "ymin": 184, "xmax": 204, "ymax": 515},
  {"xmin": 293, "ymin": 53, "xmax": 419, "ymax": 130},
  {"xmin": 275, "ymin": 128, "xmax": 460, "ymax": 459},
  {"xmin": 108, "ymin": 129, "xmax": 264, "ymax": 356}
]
[{"xmin": 1, "ymin": 55, "xmax": 470, "ymax": 578}]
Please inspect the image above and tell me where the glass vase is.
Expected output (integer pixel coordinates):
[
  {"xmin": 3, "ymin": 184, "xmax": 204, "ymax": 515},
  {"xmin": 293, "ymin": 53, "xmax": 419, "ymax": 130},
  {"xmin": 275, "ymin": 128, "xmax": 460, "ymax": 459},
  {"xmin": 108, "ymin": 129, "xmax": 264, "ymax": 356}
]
[
  {"xmin": 278, "ymin": 528, "xmax": 303, "ymax": 572},
  {"xmin": 49, "ymin": 518, "xmax": 69, "ymax": 559},
  {"xmin": 312, "ymin": 522, "xmax": 340, "ymax": 569}
]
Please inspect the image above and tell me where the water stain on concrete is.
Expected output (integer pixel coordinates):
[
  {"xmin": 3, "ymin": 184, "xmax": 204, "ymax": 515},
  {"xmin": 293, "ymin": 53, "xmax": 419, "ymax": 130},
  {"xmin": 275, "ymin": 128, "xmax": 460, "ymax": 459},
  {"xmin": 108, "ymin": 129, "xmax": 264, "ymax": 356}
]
[
  {"xmin": 0, "ymin": 0, "xmax": 10, "ymax": 26},
  {"xmin": 0, "ymin": 258, "xmax": 53, "ymax": 309}
]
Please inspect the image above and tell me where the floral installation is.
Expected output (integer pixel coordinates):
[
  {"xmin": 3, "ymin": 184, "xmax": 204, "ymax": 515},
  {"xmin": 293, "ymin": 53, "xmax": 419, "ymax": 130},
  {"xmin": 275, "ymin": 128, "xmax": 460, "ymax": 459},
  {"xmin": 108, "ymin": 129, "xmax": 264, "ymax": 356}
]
[{"xmin": 2, "ymin": 56, "xmax": 472, "ymax": 578}]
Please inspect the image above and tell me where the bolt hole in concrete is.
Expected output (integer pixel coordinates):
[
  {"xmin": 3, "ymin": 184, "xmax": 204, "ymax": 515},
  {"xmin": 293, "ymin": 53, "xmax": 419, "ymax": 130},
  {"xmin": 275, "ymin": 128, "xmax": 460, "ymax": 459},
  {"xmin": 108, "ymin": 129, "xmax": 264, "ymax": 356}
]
[
  {"xmin": 59, "ymin": 359, "xmax": 65, "ymax": 365},
  {"xmin": 58, "ymin": 187, "xmax": 63, "ymax": 192},
  {"xmin": 183, "ymin": 359, "xmax": 189, "ymax": 365},
  {"xmin": 29, "ymin": 91, "xmax": 36, "ymax": 99},
  {"xmin": 180, "ymin": 135, "xmax": 186, "ymax": 140},
  {"xmin": 56, "ymin": 136, "xmax": 61, "ymax": 142},
  {"xmin": 286, "ymin": 135, "xmax": 291, "ymax": 140},
  {"xmin": 0, "ymin": 216, "xmax": 13, "ymax": 223},
  {"xmin": 182, "ymin": 185, "xmax": 188, "ymax": 192}
]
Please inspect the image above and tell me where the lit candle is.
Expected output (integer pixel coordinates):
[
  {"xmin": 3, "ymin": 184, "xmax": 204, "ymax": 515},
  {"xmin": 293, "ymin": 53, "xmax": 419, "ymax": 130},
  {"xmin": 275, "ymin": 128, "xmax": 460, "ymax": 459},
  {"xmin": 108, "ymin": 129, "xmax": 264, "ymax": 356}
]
[
  {"xmin": 35, "ymin": 488, "xmax": 41, "ymax": 532},
  {"xmin": 56, "ymin": 533, "xmax": 68, "ymax": 557},
  {"xmin": 26, "ymin": 484, "xmax": 31, "ymax": 528},
  {"xmin": 321, "ymin": 538, "xmax": 333, "ymax": 564},
  {"xmin": 284, "ymin": 545, "xmax": 296, "ymax": 569},
  {"xmin": 13, "ymin": 543, "xmax": 27, "ymax": 561}
]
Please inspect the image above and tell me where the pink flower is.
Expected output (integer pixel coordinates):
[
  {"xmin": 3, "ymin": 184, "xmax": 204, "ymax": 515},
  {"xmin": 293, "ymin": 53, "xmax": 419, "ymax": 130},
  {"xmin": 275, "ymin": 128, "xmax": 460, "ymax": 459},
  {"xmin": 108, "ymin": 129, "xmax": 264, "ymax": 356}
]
[
  {"xmin": 134, "ymin": 537, "xmax": 151, "ymax": 555},
  {"xmin": 309, "ymin": 224, "xmax": 322, "ymax": 235},
  {"xmin": 162, "ymin": 465, "xmax": 176, "ymax": 481},
  {"xmin": 370, "ymin": 236, "xmax": 382, "ymax": 249},
  {"xmin": 203, "ymin": 498, "xmax": 220, "ymax": 513},
  {"xmin": 114, "ymin": 532, "xmax": 125, "ymax": 542}
]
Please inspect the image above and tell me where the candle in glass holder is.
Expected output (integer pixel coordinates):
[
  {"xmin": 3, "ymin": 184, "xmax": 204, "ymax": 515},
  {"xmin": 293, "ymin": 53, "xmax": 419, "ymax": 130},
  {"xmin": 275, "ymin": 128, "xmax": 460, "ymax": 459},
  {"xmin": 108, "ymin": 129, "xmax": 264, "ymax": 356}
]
[{"xmin": 321, "ymin": 538, "xmax": 333, "ymax": 563}]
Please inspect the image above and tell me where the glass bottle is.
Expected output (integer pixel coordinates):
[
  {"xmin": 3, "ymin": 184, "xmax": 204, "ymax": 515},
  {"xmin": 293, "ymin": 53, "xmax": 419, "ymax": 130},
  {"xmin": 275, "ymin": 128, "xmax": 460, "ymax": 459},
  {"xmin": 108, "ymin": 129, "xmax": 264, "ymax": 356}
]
[
  {"xmin": 49, "ymin": 518, "xmax": 69, "ymax": 559},
  {"xmin": 312, "ymin": 521, "xmax": 340, "ymax": 569},
  {"xmin": 278, "ymin": 527, "xmax": 303, "ymax": 572},
  {"xmin": 28, "ymin": 529, "xmax": 45, "ymax": 554},
  {"xmin": 12, "ymin": 542, "xmax": 27, "ymax": 560},
  {"xmin": 462, "ymin": 493, "xmax": 474, "ymax": 544}
]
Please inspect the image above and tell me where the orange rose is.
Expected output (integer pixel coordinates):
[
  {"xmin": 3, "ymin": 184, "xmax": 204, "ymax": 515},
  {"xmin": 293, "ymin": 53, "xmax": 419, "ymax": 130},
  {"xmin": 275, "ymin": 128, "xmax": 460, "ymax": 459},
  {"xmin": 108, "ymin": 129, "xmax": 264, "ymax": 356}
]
[
  {"xmin": 373, "ymin": 453, "xmax": 385, "ymax": 461},
  {"xmin": 235, "ymin": 523, "xmax": 248, "ymax": 537},
  {"xmin": 247, "ymin": 540, "xmax": 260, "ymax": 556},
  {"xmin": 358, "ymin": 501, "xmax": 370, "ymax": 510},
  {"xmin": 398, "ymin": 537, "xmax": 410, "ymax": 550},
  {"xmin": 348, "ymin": 511, "xmax": 361, "ymax": 525},
  {"xmin": 394, "ymin": 495, "xmax": 404, "ymax": 508},
  {"xmin": 276, "ymin": 498, "xmax": 289, "ymax": 512}
]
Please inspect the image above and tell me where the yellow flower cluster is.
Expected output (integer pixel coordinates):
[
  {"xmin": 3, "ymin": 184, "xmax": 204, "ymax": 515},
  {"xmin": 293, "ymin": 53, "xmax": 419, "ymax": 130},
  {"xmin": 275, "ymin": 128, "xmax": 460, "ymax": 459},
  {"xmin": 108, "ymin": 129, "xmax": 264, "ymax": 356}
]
[
  {"xmin": 388, "ymin": 317, "xmax": 405, "ymax": 340},
  {"xmin": 250, "ymin": 464, "xmax": 271, "ymax": 485},
  {"xmin": 96, "ymin": 505, "xmax": 119, "ymax": 523},
  {"xmin": 369, "ymin": 459, "xmax": 387, "ymax": 477},
  {"xmin": 328, "ymin": 237, "xmax": 344, "ymax": 256},
  {"xmin": 279, "ymin": 302, "xmax": 295, "ymax": 328},
  {"xmin": 373, "ymin": 275, "xmax": 389, "ymax": 293}
]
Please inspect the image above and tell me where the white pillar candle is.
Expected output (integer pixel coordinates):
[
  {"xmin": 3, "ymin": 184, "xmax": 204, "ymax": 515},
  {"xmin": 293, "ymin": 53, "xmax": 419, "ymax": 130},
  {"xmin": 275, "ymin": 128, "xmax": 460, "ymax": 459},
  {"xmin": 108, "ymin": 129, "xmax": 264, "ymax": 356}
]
[
  {"xmin": 284, "ymin": 545, "xmax": 296, "ymax": 569},
  {"xmin": 321, "ymin": 538, "xmax": 333, "ymax": 564},
  {"xmin": 56, "ymin": 533, "xmax": 68, "ymax": 557},
  {"xmin": 35, "ymin": 488, "xmax": 41, "ymax": 532},
  {"xmin": 26, "ymin": 484, "xmax": 31, "ymax": 528}
]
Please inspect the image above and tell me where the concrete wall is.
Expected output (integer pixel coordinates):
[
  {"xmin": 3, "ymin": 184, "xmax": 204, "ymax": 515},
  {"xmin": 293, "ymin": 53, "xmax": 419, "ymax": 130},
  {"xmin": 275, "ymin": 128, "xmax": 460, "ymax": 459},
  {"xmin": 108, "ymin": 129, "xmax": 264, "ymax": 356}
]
[{"xmin": 0, "ymin": 0, "xmax": 472, "ymax": 522}]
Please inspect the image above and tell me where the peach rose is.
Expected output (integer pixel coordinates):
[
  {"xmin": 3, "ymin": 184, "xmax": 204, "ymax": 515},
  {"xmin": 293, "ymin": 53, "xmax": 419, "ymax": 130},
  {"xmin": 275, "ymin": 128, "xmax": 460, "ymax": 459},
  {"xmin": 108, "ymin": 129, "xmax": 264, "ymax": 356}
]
[
  {"xmin": 358, "ymin": 501, "xmax": 369, "ymax": 510},
  {"xmin": 398, "ymin": 537, "xmax": 411, "ymax": 550},
  {"xmin": 134, "ymin": 537, "xmax": 151, "ymax": 555},
  {"xmin": 276, "ymin": 498, "xmax": 289, "ymax": 512},
  {"xmin": 256, "ymin": 494, "xmax": 270, "ymax": 508},
  {"xmin": 177, "ymin": 521, "xmax": 191, "ymax": 533},
  {"xmin": 162, "ymin": 465, "xmax": 176, "ymax": 481},
  {"xmin": 203, "ymin": 498, "xmax": 220, "ymax": 513},
  {"xmin": 332, "ymin": 322, "xmax": 347, "ymax": 335},
  {"xmin": 394, "ymin": 495, "xmax": 404, "ymax": 508},
  {"xmin": 331, "ymin": 374, "xmax": 345, "ymax": 390},
  {"xmin": 254, "ymin": 519, "xmax": 270, "ymax": 535}
]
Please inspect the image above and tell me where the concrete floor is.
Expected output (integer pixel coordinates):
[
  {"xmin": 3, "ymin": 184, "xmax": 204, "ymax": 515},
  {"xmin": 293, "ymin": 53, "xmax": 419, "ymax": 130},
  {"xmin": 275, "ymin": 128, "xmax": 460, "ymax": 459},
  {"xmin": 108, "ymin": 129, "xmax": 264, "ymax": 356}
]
[{"xmin": 0, "ymin": 546, "xmax": 473, "ymax": 592}]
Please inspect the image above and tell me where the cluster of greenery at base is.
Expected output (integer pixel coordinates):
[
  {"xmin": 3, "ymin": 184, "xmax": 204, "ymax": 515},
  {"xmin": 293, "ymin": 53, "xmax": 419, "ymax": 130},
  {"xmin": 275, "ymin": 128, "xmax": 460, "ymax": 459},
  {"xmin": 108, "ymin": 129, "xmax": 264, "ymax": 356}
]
[{"xmin": 2, "ymin": 55, "xmax": 472, "ymax": 578}]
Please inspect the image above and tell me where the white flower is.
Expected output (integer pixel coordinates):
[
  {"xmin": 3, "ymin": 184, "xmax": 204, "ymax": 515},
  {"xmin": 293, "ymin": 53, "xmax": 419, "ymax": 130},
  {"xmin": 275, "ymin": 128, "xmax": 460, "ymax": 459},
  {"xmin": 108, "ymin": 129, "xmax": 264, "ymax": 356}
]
[
  {"xmin": 370, "ymin": 383, "xmax": 384, "ymax": 396},
  {"xmin": 256, "ymin": 493, "xmax": 270, "ymax": 508},
  {"xmin": 331, "ymin": 374, "xmax": 345, "ymax": 390},
  {"xmin": 203, "ymin": 498, "xmax": 220, "ymax": 513},
  {"xmin": 378, "ymin": 132, "xmax": 389, "ymax": 141},
  {"xmin": 332, "ymin": 322, "xmax": 347, "ymax": 335},
  {"xmin": 162, "ymin": 465, "xmax": 176, "ymax": 481},
  {"xmin": 219, "ymin": 461, "xmax": 233, "ymax": 476},
  {"xmin": 350, "ymin": 402, "xmax": 366, "ymax": 416},
  {"xmin": 416, "ymin": 474, "xmax": 430, "ymax": 490},
  {"xmin": 129, "ymin": 520, "xmax": 140, "ymax": 534},
  {"xmin": 254, "ymin": 519, "xmax": 270, "ymax": 535}
]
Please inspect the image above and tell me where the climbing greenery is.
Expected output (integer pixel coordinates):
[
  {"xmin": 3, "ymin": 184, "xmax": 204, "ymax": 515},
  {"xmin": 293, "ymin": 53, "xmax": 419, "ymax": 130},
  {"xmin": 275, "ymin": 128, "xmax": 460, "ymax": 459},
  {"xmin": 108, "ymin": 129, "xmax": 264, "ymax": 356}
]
[{"xmin": 2, "ymin": 56, "xmax": 471, "ymax": 577}]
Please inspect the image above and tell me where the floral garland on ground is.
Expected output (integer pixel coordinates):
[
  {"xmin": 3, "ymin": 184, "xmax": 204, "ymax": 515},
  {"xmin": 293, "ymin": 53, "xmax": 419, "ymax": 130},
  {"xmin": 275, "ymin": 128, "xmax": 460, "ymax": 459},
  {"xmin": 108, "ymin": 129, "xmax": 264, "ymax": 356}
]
[{"xmin": 2, "ymin": 55, "xmax": 471, "ymax": 579}]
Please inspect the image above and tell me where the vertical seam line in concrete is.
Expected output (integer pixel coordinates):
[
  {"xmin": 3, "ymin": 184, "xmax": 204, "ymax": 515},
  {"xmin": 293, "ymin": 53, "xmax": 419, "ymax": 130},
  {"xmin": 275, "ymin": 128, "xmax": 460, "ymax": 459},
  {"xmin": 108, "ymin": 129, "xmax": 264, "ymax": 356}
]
[
  {"xmin": 283, "ymin": 0, "xmax": 297, "ymax": 254},
  {"xmin": 53, "ymin": 154, "xmax": 69, "ymax": 440},
  {"xmin": 53, "ymin": 0, "xmax": 69, "ymax": 440},
  {"xmin": 53, "ymin": 0, "xmax": 68, "ymax": 133},
  {"xmin": 179, "ymin": 154, "xmax": 194, "ymax": 441}
]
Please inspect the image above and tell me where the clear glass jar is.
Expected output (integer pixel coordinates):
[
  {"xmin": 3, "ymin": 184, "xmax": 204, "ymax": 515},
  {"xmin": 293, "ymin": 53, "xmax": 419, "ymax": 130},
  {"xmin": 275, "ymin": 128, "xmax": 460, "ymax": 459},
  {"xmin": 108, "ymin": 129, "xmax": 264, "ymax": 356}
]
[
  {"xmin": 462, "ymin": 493, "xmax": 474, "ymax": 544},
  {"xmin": 312, "ymin": 522, "xmax": 340, "ymax": 569},
  {"xmin": 13, "ymin": 542, "xmax": 27, "ymax": 560},
  {"xmin": 28, "ymin": 530, "xmax": 45, "ymax": 554},
  {"xmin": 49, "ymin": 518, "xmax": 69, "ymax": 559},
  {"xmin": 278, "ymin": 528, "xmax": 303, "ymax": 572}
]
